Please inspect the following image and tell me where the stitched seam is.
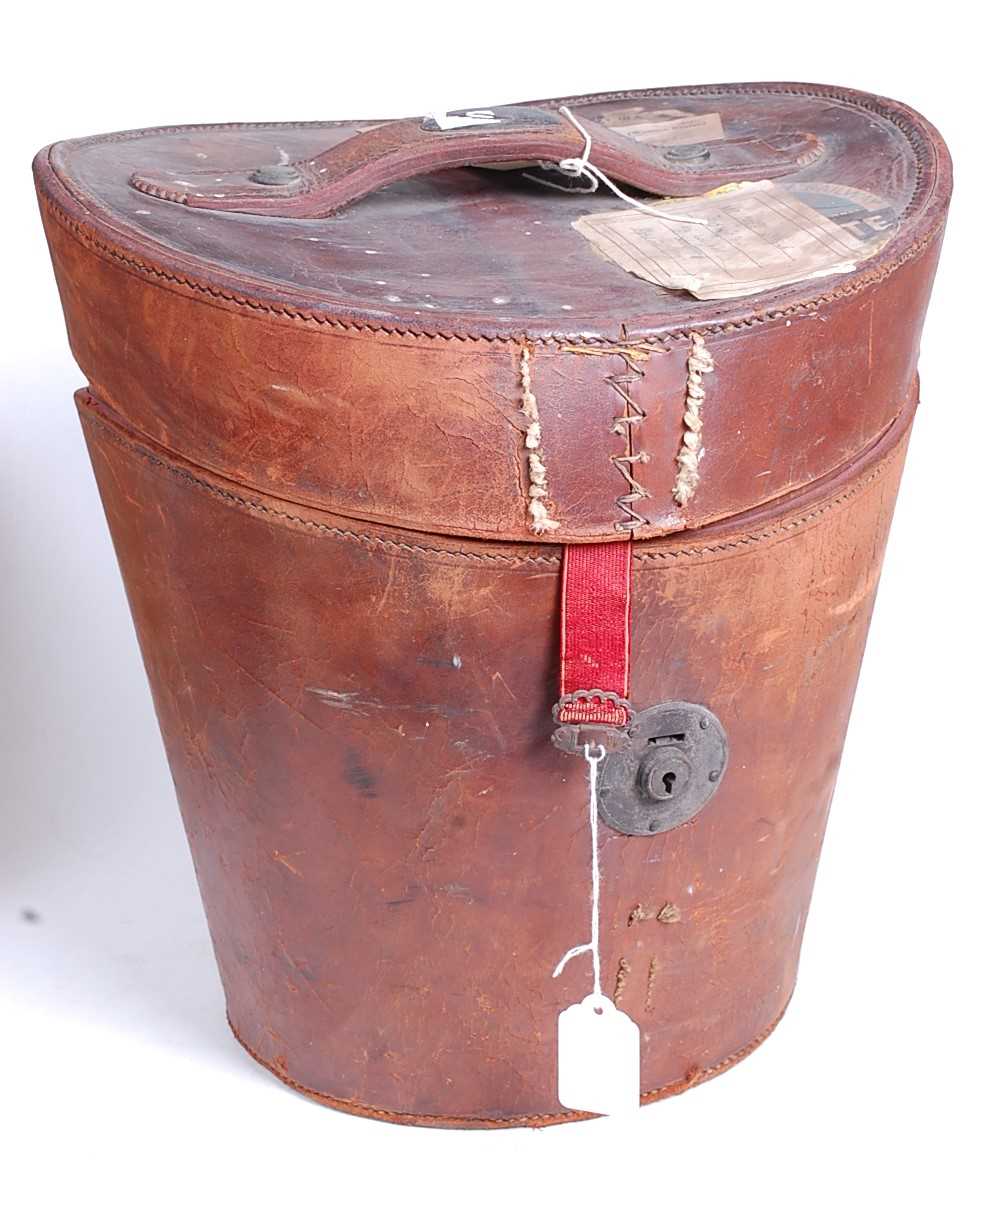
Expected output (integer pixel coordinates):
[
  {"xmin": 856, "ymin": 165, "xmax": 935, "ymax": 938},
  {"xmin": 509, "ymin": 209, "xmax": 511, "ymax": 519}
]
[
  {"xmin": 41, "ymin": 195, "xmax": 491, "ymax": 345},
  {"xmin": 39, "ymin": 191, "xmax": 944, "ymax": 348},
  {"xmin": 608, "ymin": 349, "xmax": 652, "ymax": 531},
  {"xmin": 519, "ymin": 346, "xmax": 560, "ymax": 534},
  {"xmin": 535, "ymin": 82, "xmax": 937, "ymax": 220},
  {"xmin": 81, "ymin": 403, "xmax": 557, "ymax": 568},
  {"xmin": 673, "ymin": 332, "xmax": 714, "ymax": 507},
  {"xmin": 79, "ymin": 392, "xmax": 903, "ymax": 565},
  {"xmin": 54, "ymin": 83, "xmax": 938, "ymax": 215},
  {"xmin": 58, "ymin": 119, "xmax": 371, "ymax": 149},
  {"xmin": 228, "ymin": 999, "xmax": 789, "ymax": 1126},
  {"xmin": 640, "ymin": 455, "xmax": 899, "ymax": 562},
  {"xmin": 39, "ymin": 83, "xmax": 945, "ymax": 346}
]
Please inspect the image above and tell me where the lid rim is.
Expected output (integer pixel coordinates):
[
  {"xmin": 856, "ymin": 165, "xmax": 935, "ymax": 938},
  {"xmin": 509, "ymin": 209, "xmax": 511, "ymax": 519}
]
[{"xmin": 36, "ymin": 81, "xmax": 951, "ymax": 346}]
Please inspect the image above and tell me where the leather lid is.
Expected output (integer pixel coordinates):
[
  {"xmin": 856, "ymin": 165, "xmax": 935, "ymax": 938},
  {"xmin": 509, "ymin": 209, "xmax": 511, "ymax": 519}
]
[
  {"xmin": 40, "ymin": 83, "xmax": 948, "ymax": 341},
  {"xmin": 35, "ymin": 83, "xmax": 951, "ymax": 543}
]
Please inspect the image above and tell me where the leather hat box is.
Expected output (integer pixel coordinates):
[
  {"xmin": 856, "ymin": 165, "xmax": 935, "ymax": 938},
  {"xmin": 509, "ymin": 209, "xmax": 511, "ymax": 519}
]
[{"xmin": 34, "ymin": 82, "xmax": 950, "ymax": 1126}]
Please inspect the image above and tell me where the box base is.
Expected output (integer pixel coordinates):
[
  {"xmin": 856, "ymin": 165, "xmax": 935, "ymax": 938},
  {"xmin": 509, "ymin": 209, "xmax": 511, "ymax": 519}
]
[{"xmin": 228, "ymin": 1000, "xmax": 791, "ymax": 1129}]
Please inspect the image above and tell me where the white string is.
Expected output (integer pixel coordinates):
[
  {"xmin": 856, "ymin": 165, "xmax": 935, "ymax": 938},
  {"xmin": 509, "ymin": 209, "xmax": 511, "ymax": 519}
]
[
  {"xmin": 533, "ymin": 106, "xmax": 708, "ymax": 226},
  {"xmin": 552, "ymin": 743, "xmax": 608, "ymax": 998}
]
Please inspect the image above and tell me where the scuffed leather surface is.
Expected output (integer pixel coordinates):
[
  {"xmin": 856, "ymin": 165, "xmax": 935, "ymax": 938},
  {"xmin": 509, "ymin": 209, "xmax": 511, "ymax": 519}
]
[
  {"xmin": 79, "ymin": 387, "xmax": 911, "ymax": 1125},
  {"xmin": 34, "ymin": 82, "xmax": 950, "ymax": 543},
  {"xmin": 36, "ymin": 83, "xmax": 949, "ymax": 1125},
  {"xmin": 129, "ymin": 109, "xmax": 818, "ymax": 216},
  {"xmin": 38, "ymin": 85, "xmax": 945, "ymax": 335},
  {"xmin": 38, "ymin": 205, "xmax": 937, "ymax": 542}
]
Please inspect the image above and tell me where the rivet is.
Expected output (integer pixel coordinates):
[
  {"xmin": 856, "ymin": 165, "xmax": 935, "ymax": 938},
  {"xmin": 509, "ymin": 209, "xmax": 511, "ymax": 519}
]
[
  {"xmin": 664, "ymin": 142, "xmax": 711, "ymax": 162},
  {"xmin": 249, "ymin": 164, "xmax": 303, "ymax": 186}
]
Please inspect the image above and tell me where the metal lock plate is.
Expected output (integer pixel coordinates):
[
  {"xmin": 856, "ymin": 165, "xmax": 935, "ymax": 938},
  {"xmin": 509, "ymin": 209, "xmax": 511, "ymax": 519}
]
[{"xmin": 597, "ymin": 701, "xmax": 728, "ymax": 836}]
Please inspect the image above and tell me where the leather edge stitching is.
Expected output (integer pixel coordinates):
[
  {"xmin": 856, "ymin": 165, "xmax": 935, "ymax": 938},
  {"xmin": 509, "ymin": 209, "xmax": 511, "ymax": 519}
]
[
  {"xmin": 227, "ymin": 997, "xmax": 790, "ymax": 1127},
  {"xmin": 38, "ymin": 189, "xmax": 946, "ymax": 348},
  {"xmin": 79, "ymin": 391, "xmax": 907, "ymax": 568}
]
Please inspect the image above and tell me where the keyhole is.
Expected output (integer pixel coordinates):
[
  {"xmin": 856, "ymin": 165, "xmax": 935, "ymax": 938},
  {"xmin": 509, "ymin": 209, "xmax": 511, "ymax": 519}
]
[{"xmin": 639, "ymin": 750, "xmax": 691, "ymax": 804}]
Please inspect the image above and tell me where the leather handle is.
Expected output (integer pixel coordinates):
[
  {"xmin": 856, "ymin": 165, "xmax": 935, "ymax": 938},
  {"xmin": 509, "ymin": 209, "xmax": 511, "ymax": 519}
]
[{"xmin": 130, "ymin": 105, "xmax": 822, "ymax": 219}]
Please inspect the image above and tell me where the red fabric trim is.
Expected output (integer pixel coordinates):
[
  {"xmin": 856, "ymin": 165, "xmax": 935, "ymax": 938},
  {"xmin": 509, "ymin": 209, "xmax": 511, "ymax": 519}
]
[{"xmin": 558, "ymin": 541, "xmax": 633, "ymax": 726}]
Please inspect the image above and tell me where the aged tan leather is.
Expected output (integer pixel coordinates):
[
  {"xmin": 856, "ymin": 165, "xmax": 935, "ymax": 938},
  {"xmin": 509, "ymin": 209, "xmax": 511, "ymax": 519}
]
[
  {"xmin": 35, "ymin": 83, "xmax": 950, "ymax": 1126},
  {"xmin": 34, "ymin": 84, "xmax": 949, "ymax": 543}
]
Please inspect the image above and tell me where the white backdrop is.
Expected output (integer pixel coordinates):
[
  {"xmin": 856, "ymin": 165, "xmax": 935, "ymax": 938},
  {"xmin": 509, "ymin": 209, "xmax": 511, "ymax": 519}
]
[{"xmin": 2, "ymin": 5, "xmax": 994, "ymax": 1217}]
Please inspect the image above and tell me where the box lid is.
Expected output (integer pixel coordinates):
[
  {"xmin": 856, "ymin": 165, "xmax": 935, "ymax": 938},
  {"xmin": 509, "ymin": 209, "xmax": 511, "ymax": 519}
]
[
  {"xmin": 36, "ymin": 83, "xmax": 951, "ymax": 543},
  {"xmin": 40, "ymin": 83, "xmax": 949, "ymax": 340}
]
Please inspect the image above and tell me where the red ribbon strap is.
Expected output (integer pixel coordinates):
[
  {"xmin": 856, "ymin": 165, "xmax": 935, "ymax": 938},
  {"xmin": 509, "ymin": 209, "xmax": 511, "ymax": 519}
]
[{"xmin": 558, "ymin": 541, "xmax": 633, "ymax": 727}]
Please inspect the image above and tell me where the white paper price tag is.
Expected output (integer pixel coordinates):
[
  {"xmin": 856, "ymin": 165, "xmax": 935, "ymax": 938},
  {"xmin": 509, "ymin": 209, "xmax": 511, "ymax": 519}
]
[{"xmin": 557, "ymin": 993, "xmax": 640, "ymax": 1116}]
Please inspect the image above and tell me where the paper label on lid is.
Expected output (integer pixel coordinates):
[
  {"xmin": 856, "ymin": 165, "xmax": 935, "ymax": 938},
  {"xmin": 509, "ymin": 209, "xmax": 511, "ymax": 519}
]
[
  {"xmin": 602, "ymin": 106, "xmax": 725, "ymax": 147},
  {"xmin": 573, "ymin": 179, "xmax": 897, "ymax": 300},
  {"xmin": 557, "ymin": 994, "xmax": 641, "ymax": 1116}
]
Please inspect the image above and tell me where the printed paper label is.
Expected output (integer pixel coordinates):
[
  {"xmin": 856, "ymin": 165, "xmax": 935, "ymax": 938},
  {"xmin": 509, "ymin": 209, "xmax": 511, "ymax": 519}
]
[
  {"xmin": 602, "ymin": 106, "xmax": 725, "ymax": 147},
  {"xmin": 573, "ymin": 180, "xmax": 896, "ymax": 300}
]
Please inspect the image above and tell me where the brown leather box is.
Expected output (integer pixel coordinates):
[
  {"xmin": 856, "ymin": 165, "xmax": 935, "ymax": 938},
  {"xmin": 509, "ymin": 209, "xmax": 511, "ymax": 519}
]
[{"xmin": 34, "ymin": 83, "xmax": 950, "ymax": 1127}]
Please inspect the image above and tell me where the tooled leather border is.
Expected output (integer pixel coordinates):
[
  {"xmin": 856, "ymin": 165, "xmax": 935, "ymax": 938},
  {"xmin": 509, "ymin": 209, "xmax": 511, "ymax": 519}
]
[
  {"xmin": 36, "ymin": 82, "xmax": 951, "ymax": 346},
  {"xmin": 79, "ymin": 387, "xmax": 912, "ymax": 571},
  {"xmin": 227, "ymin": 997, "xmax": 791, "ymax": 1129}
]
